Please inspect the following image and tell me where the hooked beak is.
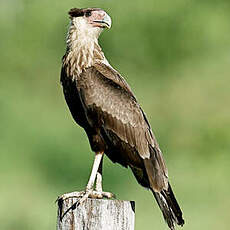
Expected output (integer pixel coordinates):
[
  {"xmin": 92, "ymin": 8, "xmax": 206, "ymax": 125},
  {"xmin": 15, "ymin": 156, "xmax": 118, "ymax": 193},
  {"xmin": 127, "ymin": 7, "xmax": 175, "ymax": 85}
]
[{"xmin": 93, "ymin": 13, "xmax": 112, "ymax": 29}]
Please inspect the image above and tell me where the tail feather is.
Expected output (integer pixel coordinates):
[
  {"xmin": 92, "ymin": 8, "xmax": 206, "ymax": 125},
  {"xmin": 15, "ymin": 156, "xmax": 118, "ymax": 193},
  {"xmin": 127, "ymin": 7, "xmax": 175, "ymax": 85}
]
[{"xmin": 151, "ymin": 183, "xmax": 184, "ymax": 230}]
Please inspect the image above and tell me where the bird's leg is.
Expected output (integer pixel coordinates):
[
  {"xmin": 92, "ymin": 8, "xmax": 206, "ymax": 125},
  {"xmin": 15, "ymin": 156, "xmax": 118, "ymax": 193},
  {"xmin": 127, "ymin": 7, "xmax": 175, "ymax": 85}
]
[
  {"xmin": 58, "ymin": 152, "xmax": 113, "ymax": 204},
  {"xmin": 95, "ymin": 154, "xmax": 103, "ymax": 192},
  {"xmin": 57, "ymin": 152, "xmax": 104, "ymax": 220},
  {"xmin": 57, "ymin": 152, "xmax": 115, "ymax": 220},
  {"xmin": 59, "ymin": 152, "xmax": 104, "ymax": 201},
  {"xmin": 85, "ymin": 152, "xmax": 103, "ymax": 191},
  {"xmin": 95, "ymin": 155, "xmax": 114, "ymax": 198},
  {"xmin": 78, "ymin": 152, "xmax": 105, "ymax": 202}
]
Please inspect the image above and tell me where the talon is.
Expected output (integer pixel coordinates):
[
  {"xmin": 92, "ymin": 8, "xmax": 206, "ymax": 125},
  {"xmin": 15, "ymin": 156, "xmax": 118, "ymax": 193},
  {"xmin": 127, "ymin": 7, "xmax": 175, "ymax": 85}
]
[
  {"xmin": 58, "ymin": 190, "xmax": 115, "ymax": 205},
  {"xmin": 101, "ymin": 191, "xmax": 115, "ymax": 199},
  {"xmin": 57, "ymin": 191, "xmax": 85, "ymax": 202}
]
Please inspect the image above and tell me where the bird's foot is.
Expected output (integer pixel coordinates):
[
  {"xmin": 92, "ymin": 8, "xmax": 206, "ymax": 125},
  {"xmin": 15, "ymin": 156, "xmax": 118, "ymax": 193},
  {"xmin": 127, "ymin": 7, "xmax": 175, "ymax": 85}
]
[{"xmin": 57, "ymin": 189, "xmax": 115, "ymax": 205}]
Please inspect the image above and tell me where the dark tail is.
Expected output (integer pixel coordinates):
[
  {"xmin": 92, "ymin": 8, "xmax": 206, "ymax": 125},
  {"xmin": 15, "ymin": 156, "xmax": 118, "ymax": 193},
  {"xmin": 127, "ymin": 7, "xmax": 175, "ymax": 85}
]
[{"xmin": 151, "ymin": 183, "xmax": 184, "ymax": 230}]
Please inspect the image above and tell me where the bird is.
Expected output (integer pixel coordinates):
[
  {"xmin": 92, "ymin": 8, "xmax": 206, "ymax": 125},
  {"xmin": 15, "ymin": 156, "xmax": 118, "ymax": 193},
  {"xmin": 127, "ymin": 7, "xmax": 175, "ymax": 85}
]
[{"xmin": 59, "ymin": 7, "xmax": 184, "ymax": 230}]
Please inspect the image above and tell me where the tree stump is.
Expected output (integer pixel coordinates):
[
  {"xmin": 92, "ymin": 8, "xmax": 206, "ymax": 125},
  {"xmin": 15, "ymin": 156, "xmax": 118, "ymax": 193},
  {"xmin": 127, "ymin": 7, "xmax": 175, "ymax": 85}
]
[{"xmin": 57, "ymin": 197, "xmax": 135, "ymax": 230}]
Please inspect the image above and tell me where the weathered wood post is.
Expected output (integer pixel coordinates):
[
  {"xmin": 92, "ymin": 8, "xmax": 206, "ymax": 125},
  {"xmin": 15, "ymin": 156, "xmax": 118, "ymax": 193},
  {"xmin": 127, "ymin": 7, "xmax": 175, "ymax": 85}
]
[{"xmin": 57, "ymin": 198, "xmax": 135, "ymax": 230}]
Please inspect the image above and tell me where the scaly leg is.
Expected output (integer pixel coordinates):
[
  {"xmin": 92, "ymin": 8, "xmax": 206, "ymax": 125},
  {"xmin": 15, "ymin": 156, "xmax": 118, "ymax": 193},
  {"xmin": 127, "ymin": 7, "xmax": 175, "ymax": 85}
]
[
  {"xmin": 59, "ymin": 152, "xmax": 114, "ymax": 204},
  {"xmin": 95, "ymin": 154, "xmax": 103, "ymax": 192},
  {"xmin": 95, "ymin": 155, "xmax": 114, "ymax": 198}
]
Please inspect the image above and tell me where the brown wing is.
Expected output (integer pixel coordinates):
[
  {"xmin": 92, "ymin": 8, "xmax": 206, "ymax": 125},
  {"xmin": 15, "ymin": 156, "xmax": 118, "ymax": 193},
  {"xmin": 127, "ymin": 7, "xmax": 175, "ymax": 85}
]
[
  {"xmin": 94, "ymin": 62, "xmax": 134, "ymax": 97},
  {"xmin": 77, "ymin": 64, "xmax": 168, "ymax": 191}
]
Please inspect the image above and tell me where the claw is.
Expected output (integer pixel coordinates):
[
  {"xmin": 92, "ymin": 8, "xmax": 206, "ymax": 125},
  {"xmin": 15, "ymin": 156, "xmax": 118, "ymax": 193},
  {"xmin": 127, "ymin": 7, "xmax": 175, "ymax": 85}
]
[
  {"xmin": 60, "ymin": 200, "xmax": 80, "ymax": 221},
  {"xmin": 58, "ymin": 191, "xmax": 85, "ymax": 202}
]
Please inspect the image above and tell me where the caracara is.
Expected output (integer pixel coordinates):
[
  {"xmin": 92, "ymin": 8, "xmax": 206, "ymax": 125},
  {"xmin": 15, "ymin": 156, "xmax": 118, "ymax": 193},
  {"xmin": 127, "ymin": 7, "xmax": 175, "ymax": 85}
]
[{"xmin": 60, "ymin": 7, "xmax": 184, "ymax": 229}]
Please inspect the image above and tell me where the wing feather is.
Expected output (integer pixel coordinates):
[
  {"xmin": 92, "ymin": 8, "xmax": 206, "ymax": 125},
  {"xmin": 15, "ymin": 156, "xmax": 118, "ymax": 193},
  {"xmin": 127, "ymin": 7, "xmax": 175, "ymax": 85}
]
[
  {"xmin": 76, "ymin": 63, "xmax": 168, "ymax": 191},
  {"xmin": 77, "ymin": 66, "xmax": 150, "ymax": 159}
]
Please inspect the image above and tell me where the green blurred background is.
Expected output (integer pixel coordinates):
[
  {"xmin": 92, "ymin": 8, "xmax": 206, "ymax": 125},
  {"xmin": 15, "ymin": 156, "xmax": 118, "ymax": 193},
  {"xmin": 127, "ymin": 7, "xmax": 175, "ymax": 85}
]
[{"xmin": 1, "ymin": 0, "xmax": 230, "ymax": 229}]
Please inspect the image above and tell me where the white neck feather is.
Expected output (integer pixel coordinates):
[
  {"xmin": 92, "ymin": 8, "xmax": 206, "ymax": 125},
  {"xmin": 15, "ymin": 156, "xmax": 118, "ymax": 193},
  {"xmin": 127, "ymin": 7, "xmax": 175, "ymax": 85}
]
[{"xmin": 64, "ymin": 18, "xmax": 107, "ymax": 77}]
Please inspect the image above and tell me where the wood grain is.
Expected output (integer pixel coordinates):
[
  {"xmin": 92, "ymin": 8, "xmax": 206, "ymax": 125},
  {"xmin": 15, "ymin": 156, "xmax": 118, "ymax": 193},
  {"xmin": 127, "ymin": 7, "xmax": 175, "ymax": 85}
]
[{"xmin": 57, "ymin": 198, "xmax": 135, "ymax": 230}]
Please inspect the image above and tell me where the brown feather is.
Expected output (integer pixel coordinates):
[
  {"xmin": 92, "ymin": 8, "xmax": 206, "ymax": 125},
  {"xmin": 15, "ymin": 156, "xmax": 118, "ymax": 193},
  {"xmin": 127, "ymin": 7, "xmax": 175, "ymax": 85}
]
[{"xmin": 60, "ymin": 12, "xmax": 184, "ymax": 228}]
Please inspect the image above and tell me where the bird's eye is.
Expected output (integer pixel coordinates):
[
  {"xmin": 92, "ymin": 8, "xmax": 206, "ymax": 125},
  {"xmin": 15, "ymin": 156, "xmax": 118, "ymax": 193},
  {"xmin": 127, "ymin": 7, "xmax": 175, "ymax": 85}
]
[{"xmin": 85, "ymin": 11, "xmax": 92, "ymax": 17}]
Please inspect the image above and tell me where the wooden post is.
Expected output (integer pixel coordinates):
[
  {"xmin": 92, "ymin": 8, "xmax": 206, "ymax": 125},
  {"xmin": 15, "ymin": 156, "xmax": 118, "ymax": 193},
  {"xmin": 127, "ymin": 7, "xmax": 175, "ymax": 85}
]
[{"xmin": 57, "ymin": 197, "xmax": 135, "ymax": 230}]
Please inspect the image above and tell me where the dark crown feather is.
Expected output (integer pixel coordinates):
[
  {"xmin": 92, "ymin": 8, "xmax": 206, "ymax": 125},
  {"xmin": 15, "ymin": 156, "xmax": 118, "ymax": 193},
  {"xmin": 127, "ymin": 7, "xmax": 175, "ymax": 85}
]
[
  {"xmin": 68, "ymin": 8, "xmax": 84, "ymax": 18},
  {"xmin": 68, "ymin": 8, "xmax": 102, "ymax": 18}
]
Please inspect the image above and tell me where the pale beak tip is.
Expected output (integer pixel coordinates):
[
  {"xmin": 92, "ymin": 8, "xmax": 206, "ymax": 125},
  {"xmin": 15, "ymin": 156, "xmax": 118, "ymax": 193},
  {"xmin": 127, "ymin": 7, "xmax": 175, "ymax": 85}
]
[{"xmin": 103, "ymin": 14, "xmax": 112, "ymax": 29}]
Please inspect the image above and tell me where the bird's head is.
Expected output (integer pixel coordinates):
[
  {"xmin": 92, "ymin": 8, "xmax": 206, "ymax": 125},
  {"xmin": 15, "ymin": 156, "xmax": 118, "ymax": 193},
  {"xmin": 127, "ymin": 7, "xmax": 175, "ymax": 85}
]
[{"xmin": 68, "ymin": 8, "xmax": 112, "ymax": 38}]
